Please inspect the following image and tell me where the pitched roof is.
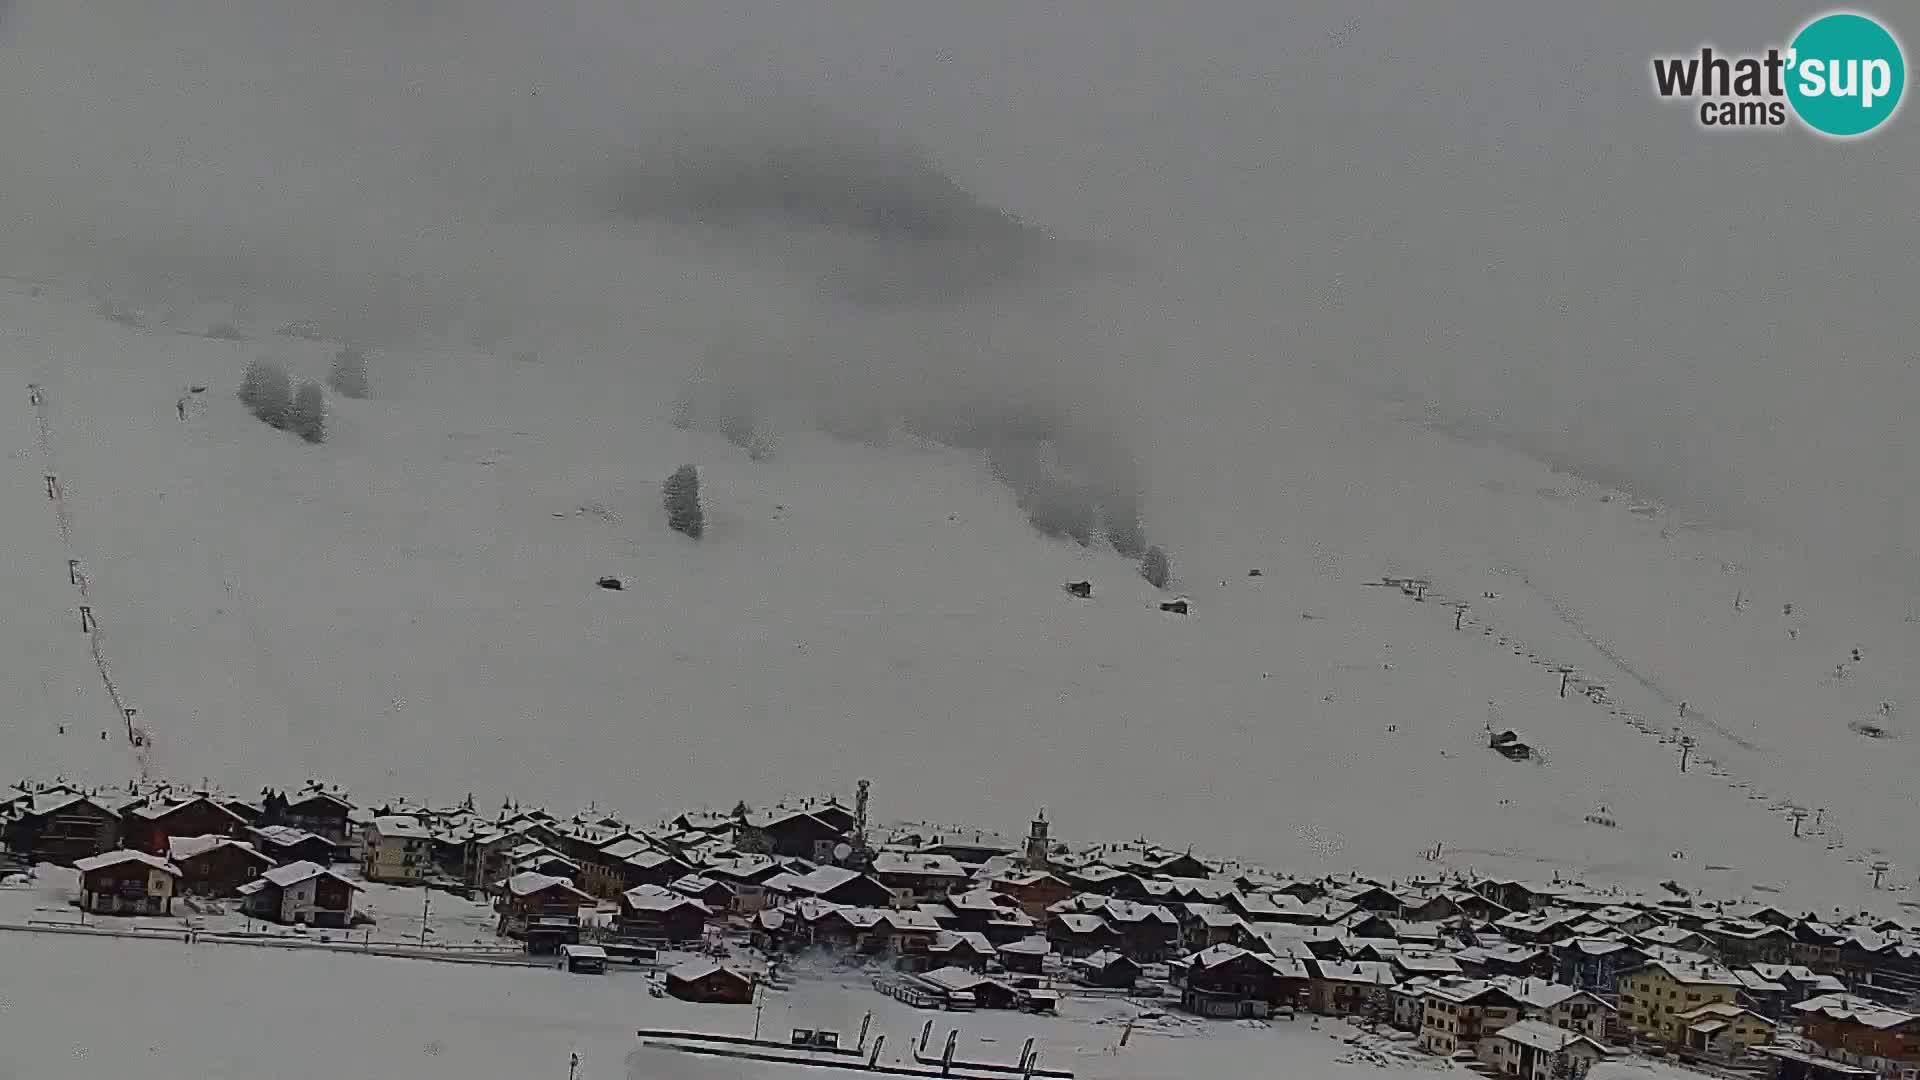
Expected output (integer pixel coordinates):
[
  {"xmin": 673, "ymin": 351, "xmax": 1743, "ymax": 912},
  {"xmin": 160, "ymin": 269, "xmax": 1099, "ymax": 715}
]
[
  {"xmin": 666, "ymin": 959, "xmax": 745, "ymax": 983},
  {"xmin": 871, "ymin": 852, "xmax": 970, "ymax": 879},
  {"xmin": 505, "ymin": 871, "xmax": 593, "ymax": 901},
  {"xmin": 598, "ymin": 837, "xmax": 653, "ymax": 861},
  {"xmin": 1628, "ymin": 956, "xmax": 1742, "ymax": 987},
  {"xmin": 999, "ymin": 934, "xmax": 1052, "ymax": 956},
  {"xmin": 1790, "ymin": 994, "xmax": 1920, "ymax": 1030},
  {"xmin": 1315, "ymin": 960, "xmax": 1399, "ymax": 986},
  {"xmin": 250, "ymin": 860, "xmax": 361, "ymax": 890},
  {"xmin": 132, "ymin": 796, "xmax": 248, "ymax": 824},
  {"xmin": 1494, "ymin": 1020, "xmax": 1610, "ymax": 1055},
  {"xmin": 621, "ymin": 884, "xmax": 711, "ymax": 914},
  {"xmin": 370, "ymin": 815, "xmax": 431, "ymax": 839},
  {"xmin": 167, "ymin": 835, "xmax": 270, "ymax": 863},
  {"xmin": 74, "ymin": 850, "xmax": 179, "ymax": 875}
]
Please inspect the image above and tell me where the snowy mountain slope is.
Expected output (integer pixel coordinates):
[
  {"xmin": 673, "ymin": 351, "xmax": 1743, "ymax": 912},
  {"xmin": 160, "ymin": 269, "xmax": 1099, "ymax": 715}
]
[{"xmin": 2, "ymin": 278, "xmax": 1915, "ymax": 914}]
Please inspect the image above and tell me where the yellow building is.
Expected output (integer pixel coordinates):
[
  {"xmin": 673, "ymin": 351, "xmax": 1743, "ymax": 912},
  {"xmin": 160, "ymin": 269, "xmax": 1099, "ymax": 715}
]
[
  {"xmin": 362, "ymin": 815, "xmax": 433, "ymax": 884},
  {"xmin": 1422, "ymin": 981, "xmax": 1525, "ymax": 1057},
  {"xmin": 1617, "ymin": 958, "xmax": 1742, "ymax": 1044},
  {"xmin": 1674, "ymin": 1002, "xmax": 1777, "ymax": 1059}
]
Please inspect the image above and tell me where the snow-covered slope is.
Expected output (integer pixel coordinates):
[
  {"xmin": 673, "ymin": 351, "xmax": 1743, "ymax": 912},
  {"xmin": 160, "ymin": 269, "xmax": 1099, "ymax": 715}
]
[{"xmin": 3, "ymin": 279, "xmax": 1915, "ymax": 913}]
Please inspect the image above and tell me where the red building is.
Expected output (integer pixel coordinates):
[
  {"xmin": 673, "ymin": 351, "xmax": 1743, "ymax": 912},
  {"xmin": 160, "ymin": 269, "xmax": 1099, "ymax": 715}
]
[
  {"xmin": 2, "ymin": 792, "xmax": 120, "ymax": 866},
  {"xmin": 665, "ymin": 960, "xmax": 754, "ymax": 1004},
  {"xmin": 127, "ymin": 797, "xmax": 249, "ymax": 855},
  {"xmin": 168, "ymin": 835, "xmax": 276, "ymax": 897}
]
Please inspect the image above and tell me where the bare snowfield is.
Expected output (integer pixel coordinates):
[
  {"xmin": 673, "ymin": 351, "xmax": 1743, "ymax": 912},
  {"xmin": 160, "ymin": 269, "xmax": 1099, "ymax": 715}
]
[
  {"xmin": 3, "ymin": 275, "xmax": 1917, "ymax": 917},
  {"xmin": 0, "ymin": 930, "xmax": 1431, "ymax": 1080}
]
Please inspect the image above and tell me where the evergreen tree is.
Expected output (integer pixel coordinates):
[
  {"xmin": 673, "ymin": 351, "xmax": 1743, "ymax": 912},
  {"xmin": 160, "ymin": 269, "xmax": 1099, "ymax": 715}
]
[
  {"xmin": 241, "ymin": 360, "xmax": 293, "ymax": 428},
  {"xmin": 663, "ymin": 464, "xmax": 704, "ymax": 539},
  {"xmin": 328, "ymin": 344, "xmax": 371, "ymax": 399},
  {"xmin": 1142, "ymin": 545, "xmax": 1172, "ymax": 590},
  {"xmin": 289, "ymin": 380, "xmax": 327, "ymax": 443}
]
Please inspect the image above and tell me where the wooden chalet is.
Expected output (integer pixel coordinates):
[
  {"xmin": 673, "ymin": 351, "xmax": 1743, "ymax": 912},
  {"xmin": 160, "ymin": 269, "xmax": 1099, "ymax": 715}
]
[
  {"xmin": 282, "ymin": 789, "xmax": 355, "ymax": 844},
  {"xmin": 125, "ymin": 796, "xmax": 249, "ymax": 856},
  {"xmin": 496, "ymin": 871, "xmax": 596, "ymax": 951},
  {"xmin": 2, "ymin": 791, "xmax": 120, "ymax": 866},
  {"xmin": 1178, "ymin": 944, "xmax": 1310, "ymax": 1018},
  {"xmin": 168, "ymin": 835, "xmax": 275, "ymax": 897},
  {"xmin": 237, "ymin": 861, "xmax": 362, "ymax": 927},
  {"xmin": 1073, "ymin": 949, "xmax": 1143, "ymax": 990},
  {"xmin": 245, "ymin": 825, "xmax": 340, "ymax": 867},
  {"xmin": 75, "ymin": 850, "xmax": 182, "ymax": 915},
  {"xmin": 616, "ymin": 884, "xmax": 711, "ymax": 942},
  {"xmin": 665, "ymin": 960, "xmax": 754, "ymax": 1004},
  {"xmin": 988, "ymin": 870, "xmax": 1075, "ymax": 921}
]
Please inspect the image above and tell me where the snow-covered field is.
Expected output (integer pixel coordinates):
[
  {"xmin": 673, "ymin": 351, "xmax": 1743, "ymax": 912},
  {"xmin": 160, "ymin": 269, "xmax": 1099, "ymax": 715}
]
[
  {"xmin": 3, "ymin": 275, "xmax": 1917, "ymax": 920},
  {"xmin": 0, "ymin": 929, "xmax": 1430, "ymax": 1080}
]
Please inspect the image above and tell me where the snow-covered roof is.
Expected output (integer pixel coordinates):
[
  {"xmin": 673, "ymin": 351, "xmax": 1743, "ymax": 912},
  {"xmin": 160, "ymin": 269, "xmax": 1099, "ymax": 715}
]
[
  {"xmin": 950, "ymin": 889, "xmax": 1015, "ymax": 912},
  {"xmin": 991, "ymin": 869, "xmax": 1069, "ymax": 888},
  {"xmin": 248, "ymin": 824, "xmax": 327, "ymax": 848},
  {"xmin": 167, "ymin": 835, "xmax": 268, "ymax": 863},
  {"xmin": 931, "ymin": 931, "xmax": 994, "ymax": 954},
  {"xmin": 786, "ymin": 865, "xmax": 866, "ymax": 896},
  {"xmin": 504, "ymin": 871, "xmax": 592, "ymax": 901},
  {"xmin": 1393, "ymin": 952, "xmax": 1464, "ymax": 975},
  {"xmin": 1079, "ymin": 949, "xmax": 1136, "ymax": 969},
  {"xmin": 371, "ymin": 815, "xmax": 431, "ymax": 839},
  {"xmin": 1790, "ymin": 994, "xmax": 1920, "ymax": 1030},
  {"xmin": 872, "ymin": 852, "xmax": 970, "ymax": 879},
  {"xmin": 1315, "ymin": 960, "xmax": 1398, "ymax": 986},
  {"xmin": 621, "ymin": 885, "xmax": 710, "ymax": 914},
  {"xmin": 22, "ymin": 792, "xmax": 106, "ymax": 818},
  {"xmin": 1495, "ymin": 1020, "xmax": 1607, "ymax": 1054},
  {"xmin": 560, "ymin": 944, "xmax": 607, "ymax": 959},
  {"xmin": 247, "ymin": 860, "xmax": 362, "ymax": 890},
  {"xmin": 1677, "ymin": 1002, "xmax": 1773, "ymax": 1025},
  {"xmin": 920, "ymin": 966, "xmax": 1005, "ymax": 993},
  {"xmin": 666, "ymin": 959, "xmax": 745, "ymax": 984},
  {"xmin": 999, "ymin": 935, "xmax": 1052, "ymax": 956},
  {"xmin": 1054, "ymin": 912, "xmax": 1110, "ymax": 935},
  {"xmin": 132, "ymin": 796, "xmax": 248, "ymax": 824},
  {"xmin": 74, "ymin": 850, "xmax": 180, "ymax": 875},
  {"xmin": 1239, "ymin": 892, "xmax": 1353, "ymax": 923},
  {"xmin": 1750, "ymin": 964, "xmax": 1845, "ymax": 992},
  {"xmin": 1637, "ymin": 924, "xmax": 1705, "ymax": 946},
  {"xmin": 597, "ymin": 837, "xmax": 652, "ymax": 861},
  {"xmin": 1733, "ymin": 970, "xmax": 1789, "ymax": 994},
  {"xmin": 1630, "ymin": 956, "xmax": 1741, "ymax": 987}
]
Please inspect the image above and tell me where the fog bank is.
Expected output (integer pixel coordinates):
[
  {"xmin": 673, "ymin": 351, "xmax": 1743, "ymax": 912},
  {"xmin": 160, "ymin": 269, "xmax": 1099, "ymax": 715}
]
[{"xmin": 0, "ymin": 0, "xmax": 1914, "ymax": 579}]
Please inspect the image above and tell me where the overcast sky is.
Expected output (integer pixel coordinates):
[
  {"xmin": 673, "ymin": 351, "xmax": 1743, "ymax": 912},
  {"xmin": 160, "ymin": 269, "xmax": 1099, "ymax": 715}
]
[{"xmin": 0, "ymin": 0, "xmax": 1913, "ymax": 575}]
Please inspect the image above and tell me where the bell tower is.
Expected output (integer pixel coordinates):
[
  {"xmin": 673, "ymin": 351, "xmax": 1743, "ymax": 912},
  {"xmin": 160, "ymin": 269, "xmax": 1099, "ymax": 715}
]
[{"xmin": 1025, "ymin": 809, "xmax": 1051, "ymax": 869}]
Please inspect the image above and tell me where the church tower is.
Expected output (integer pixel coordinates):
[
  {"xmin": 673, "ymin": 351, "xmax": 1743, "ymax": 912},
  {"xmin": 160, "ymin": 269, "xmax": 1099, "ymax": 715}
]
[{"xmin": 1025, "ymin": 810, "xmax": 1051, "ymax": 869}]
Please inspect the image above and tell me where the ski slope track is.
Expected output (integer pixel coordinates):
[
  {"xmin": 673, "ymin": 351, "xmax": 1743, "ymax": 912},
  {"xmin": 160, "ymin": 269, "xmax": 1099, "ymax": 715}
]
[{"xmin": 1, "ymin": 279, "xmax": 1915, "ymax": 916}]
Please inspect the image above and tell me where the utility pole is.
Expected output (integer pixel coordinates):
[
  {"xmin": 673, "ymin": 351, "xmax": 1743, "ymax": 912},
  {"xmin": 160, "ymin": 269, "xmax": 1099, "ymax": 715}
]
[
  {"xmin": 1678, "ymin": 735, "xmax": 1696, "ymax": 773},
  {"xmin": 419, "ymin": 886, "xmax": 431, "ymax": 948}
]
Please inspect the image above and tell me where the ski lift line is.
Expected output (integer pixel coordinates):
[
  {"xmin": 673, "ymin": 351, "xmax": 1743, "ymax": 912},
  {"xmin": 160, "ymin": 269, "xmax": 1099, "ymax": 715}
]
[
  {"xmin": 1399, "ymin": 565, "xmax": 1878, "ymax": 878},
  {"xmin": 25, "ymin": 378, "xmax": 150, "ymax": 772}
]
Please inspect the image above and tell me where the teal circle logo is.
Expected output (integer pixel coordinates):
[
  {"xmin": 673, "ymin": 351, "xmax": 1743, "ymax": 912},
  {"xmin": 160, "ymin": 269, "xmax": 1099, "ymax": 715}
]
[{"xmin": 1787, "ymin": 12, "xmax": 1905, "ymax": 137}]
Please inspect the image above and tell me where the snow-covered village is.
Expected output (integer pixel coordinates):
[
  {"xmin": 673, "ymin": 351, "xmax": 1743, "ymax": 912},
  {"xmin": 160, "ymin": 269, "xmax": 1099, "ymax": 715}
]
[
  {"xmin": 5, "ymin": 771, "xmax": 1919, "ymax": 1080},
  {"xmin": 6, "ymin": 1, "xmax": 1920, "ymax": 1077}
]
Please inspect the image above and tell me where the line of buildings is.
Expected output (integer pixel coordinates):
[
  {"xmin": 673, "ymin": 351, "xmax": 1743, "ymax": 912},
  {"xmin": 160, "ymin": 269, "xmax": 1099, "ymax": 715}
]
[{"xmin": 7, "ymin": 777, "xmax": 1919, "ymax": 1078}]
